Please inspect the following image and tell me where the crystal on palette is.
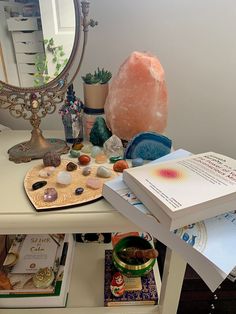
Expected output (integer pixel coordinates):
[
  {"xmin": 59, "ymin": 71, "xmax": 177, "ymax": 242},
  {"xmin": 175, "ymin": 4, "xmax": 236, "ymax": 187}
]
[
  {"xmin": 57, "ymin": 171, "xmax": 72, "ymax": 185},
  {"xmin": 103, "ymin": 134, "xmax": 124, "ymax": 158}
]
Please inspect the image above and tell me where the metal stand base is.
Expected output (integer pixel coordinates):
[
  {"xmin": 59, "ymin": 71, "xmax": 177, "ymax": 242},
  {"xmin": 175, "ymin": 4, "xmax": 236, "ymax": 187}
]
[{"xmin": 8, "ymin": 129, "xmax": 69, "ymax": 163}]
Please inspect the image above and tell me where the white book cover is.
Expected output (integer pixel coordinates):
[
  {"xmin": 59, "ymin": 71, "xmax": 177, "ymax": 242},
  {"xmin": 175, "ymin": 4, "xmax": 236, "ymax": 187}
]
[
  {"xmin": 10, "ymin": 234, "xmax": 60, "ymax": 274},
  {"xmin": 103, "ymin": 150, "xmax": 236, "ymax": 292},
  {"xmin": 123, "ymin": 151, "xmax": 236, "ymax": 230}
]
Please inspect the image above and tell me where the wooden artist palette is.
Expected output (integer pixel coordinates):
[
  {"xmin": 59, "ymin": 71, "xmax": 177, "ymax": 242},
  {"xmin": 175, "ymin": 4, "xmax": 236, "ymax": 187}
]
[{"xmin": 24, "ymin": 160, "xmax": 116, "ymax": 211}]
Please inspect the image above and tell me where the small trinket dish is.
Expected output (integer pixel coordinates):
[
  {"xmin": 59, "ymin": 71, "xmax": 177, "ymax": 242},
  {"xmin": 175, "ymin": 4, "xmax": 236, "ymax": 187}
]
[{"xmin": 32, "ymin": 267, "xmax": 55, "ymax": 288}]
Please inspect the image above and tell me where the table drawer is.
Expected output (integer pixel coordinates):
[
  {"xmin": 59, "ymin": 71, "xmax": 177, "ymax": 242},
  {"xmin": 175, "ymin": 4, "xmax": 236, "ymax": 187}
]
[
  {"xmin": 18, "ymin": 63, "xmax": 37, "ymax": 74},
  {"xmin": 16, "ymin": 52, "xmax": 44, "ymax": 64},
  {"xmin": 19, "ymin": 72, "xmax": 36, "ymax": 87},
  {"xmin": 7, "ymin": 17, "xmax": 40, "ymax": 31},
  {"xmin": 12, "ymin": 31, "xmax": 43, "ymax": 44},
  {"xmin": 14, "ymin": 41, "xmax": 44, "ymax": 53}
]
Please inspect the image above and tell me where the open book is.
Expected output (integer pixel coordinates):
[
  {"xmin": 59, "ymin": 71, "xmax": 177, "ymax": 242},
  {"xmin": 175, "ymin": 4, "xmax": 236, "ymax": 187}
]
[
  {"xmin": 103, "ymin": 150, "xmax": 236, "ymax": 292},
  {"xmin": 123, "ymin": 151, "xmax": 236, "ymax": 230}
]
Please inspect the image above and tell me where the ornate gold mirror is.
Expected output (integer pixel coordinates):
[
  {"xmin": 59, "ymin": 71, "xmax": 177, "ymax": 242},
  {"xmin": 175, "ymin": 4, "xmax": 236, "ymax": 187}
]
[{"xmin": 0, "ymin": 0, "xmax": 97, "ymax": 163}]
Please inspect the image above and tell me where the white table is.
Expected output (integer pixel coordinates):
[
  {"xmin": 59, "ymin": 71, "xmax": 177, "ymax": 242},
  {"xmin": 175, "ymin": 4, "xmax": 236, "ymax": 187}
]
[{"xmin": 0, "ymin": 130, "xmax": 187, "ymax": 314}]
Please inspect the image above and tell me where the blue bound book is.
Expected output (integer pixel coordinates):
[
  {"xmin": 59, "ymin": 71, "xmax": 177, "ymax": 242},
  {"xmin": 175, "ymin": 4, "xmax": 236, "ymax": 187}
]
[{"xmin": 104, "ymin": 250, "xmax": 158, "ymax": 306}]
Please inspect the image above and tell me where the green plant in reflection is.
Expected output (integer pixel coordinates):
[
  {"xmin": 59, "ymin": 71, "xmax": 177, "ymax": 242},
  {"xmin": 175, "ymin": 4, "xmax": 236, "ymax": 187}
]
[
  {"xmin": 82, "ymin": 68, "xmax": 112, "ymax": 85},
  {"xmin": 34, "ymin": 38, "xmax": 68, "ymax": 86}
]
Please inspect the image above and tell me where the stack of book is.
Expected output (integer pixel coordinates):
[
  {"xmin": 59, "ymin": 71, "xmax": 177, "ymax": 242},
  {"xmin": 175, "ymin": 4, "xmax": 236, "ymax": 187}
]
[
  {"xmin": 0, "ymin": 233, "xmax": 75, "ymax": 308},
  {"xmin": 103, "ymin": 150, "xmax": 236, "ymax": 292}
]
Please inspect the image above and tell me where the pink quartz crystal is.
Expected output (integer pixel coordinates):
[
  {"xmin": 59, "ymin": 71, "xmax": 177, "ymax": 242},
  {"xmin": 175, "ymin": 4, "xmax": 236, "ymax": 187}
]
[{"xmin": 104, "ymin": 51, "xmax": 168, "ymax": 141}]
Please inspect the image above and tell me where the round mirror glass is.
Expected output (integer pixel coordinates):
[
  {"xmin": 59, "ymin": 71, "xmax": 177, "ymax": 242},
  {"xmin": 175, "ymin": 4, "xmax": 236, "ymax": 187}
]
[{"xmin": 0, "ymin": 0, "xmax": 76, "ymax": 88}]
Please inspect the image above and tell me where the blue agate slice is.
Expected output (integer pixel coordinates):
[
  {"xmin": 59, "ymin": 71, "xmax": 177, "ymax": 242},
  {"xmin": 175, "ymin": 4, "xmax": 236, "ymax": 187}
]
[{"xmin": 124, "ymin": 132, "xmax": 172, "ymax": 160}]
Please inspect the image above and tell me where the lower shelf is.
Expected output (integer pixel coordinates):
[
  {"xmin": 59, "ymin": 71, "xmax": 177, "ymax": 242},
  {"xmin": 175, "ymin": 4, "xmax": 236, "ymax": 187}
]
[
  {"xmin": 1, "ymin": 241, "xmax": 161, "ymax": 314},
  {"xmin": 1, "ymin": 306, "xmax": 160, "ymax": 313}
]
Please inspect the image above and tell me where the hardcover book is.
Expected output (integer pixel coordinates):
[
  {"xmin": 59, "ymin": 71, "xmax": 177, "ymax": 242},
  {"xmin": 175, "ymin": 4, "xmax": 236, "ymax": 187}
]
[
  {"xmin": 103, "ymin": 150, "xmax": 236, "ymax": 292},
  {"xmin": 104, "ymin": 250, "xmax": 158, "ymax": 306},
  {"xmin": 123, "ymin": 151, "xmax": 236, "ymax": 230}
]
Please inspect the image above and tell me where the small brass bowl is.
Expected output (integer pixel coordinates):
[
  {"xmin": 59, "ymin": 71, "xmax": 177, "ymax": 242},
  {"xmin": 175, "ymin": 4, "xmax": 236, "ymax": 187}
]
[{"xmin": 112, "ymin": 236, "xmax": 156, "ymax": 277}]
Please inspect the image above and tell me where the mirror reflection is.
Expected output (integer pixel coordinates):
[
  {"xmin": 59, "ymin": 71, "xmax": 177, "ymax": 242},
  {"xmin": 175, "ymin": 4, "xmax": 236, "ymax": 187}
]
[{"xmin": 0, "ymin": 0, "xmax": 75, "ymax": 88}]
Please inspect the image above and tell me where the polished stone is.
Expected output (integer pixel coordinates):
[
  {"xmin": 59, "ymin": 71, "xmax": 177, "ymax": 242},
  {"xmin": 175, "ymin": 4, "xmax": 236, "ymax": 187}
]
[
  {"xmin": 43, "ymin": 151, "xmax": 61, "ymax": 167},
  {"xmin": 72, "ymin": 142, "xmax": 84, "ymax": 150},
  {"xmin": 81, "ymin": 142, "xmax": 93, "ymax": 154},
  {"xmin": 66, "ymin": 162, "xmax": 77, "ymax": 171},
  {"xmin": 57, "ymin": 171, "xmax": 72, "ymax": 185},
  {"xmin": 91, "ymin": 146, "xmax": 102, "ymax": 158},
  {"xmin": 96, "ymin": 166, "xmax": 112, "ymax": 178},
  {"xmin": 32, "ymin": 181, "xmax": 47, "ymax": 190},
  {"xmin": 78, "ymin": 154, "xmax": 91, "ymax": 166},
  {"xmin": 131, "ymin": 157, "xmax": 144, "ymax": 167},
  {"xmin": 82, "ymin": 166, "xmax": 91, "ymax": 176},
  {"xmin": 109, "ymin": 156, "xmax": 123, "ymax": 163},
  {"xmin": 86, "ymin": 177, "xmax": 102, "ymax": 190},
  {"xmin": 75, "ymin": 187, "xmax": 84, "ymax": 195},
  {"xmin": 95, "ymin": 152, "xmax": 107, "ymax": 164},
  {"xmin": 43, "ymin": 188, "xmax": 58, "ymax": 202},
  {"xmin": 70, "ymin": 149, "xmax": 80, "ymax": 158},
  {"xmin": 113, "ymin": 160, "xmax": 129, "ymax": 172},
  {"xmin": 39, "ymin": 167, "xmax": 56, "ymax": 178}
]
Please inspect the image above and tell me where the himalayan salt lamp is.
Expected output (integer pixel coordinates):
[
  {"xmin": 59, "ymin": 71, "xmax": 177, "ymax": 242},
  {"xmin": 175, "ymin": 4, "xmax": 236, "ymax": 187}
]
[{"xmin": 104, "ymin": 51, "xmax": 168, "ymax": 141}]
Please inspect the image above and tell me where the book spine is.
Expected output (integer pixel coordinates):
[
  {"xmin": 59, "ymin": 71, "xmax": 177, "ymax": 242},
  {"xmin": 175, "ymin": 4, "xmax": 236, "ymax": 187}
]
[{"xmin": 106, "ymin": 300, "xmax": 157, "ymax": 306}]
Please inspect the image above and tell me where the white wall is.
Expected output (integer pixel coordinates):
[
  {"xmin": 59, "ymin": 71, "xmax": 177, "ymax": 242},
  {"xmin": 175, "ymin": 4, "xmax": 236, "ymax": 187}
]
[{"xmin": 1, "ymin": 0, "xmax": 236, "ymax": 158}]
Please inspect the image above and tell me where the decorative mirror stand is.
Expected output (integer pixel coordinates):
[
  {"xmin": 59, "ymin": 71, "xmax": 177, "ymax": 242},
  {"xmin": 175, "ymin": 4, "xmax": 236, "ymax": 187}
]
[{"xmin": 0, "ymin": 0, "xmax": 97, "ymax": 163}]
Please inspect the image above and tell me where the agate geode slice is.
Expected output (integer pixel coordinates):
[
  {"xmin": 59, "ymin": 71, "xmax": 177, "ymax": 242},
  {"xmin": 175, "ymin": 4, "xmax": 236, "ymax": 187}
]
[{"xmin": 124, "ymin": 132, "xmax": 172, "ymax": 160}]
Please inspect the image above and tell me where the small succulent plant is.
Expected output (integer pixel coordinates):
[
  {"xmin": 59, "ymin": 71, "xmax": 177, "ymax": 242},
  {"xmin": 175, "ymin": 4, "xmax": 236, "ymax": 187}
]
[{"xmin": 82, "ymin": 67, "xmax": 112, "ymax": 84}]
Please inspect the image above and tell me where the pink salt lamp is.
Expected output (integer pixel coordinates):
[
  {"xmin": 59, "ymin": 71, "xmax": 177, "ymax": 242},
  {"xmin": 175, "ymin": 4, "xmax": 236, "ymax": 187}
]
[{"xmin": 104, "ymin": 51, "xmax": 168, "ymax": 141}]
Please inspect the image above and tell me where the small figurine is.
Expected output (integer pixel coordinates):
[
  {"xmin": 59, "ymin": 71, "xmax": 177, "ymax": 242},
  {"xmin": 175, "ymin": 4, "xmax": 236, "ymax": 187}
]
[
  {"xmin": 110, "ymin": 272, "xmax": 125, "ymax": 297},
  {"xmin": 59, "ymin": 84, "xmax": 83, "ymax": 143}
]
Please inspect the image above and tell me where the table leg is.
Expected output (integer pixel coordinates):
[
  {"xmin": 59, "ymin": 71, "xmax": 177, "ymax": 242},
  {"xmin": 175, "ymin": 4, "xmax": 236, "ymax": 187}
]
[{"xmin": 159, "ymin": 247, "xmax": 187, "ymax": 314}]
